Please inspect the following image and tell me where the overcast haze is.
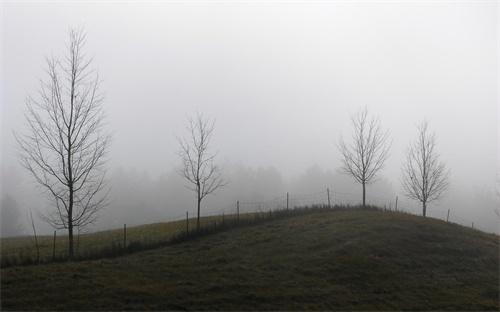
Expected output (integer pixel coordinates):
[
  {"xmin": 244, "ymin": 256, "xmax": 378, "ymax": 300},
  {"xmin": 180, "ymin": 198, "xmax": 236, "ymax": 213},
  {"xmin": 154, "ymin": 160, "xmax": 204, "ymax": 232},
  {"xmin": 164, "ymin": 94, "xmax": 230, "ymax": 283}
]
[{"xmin": 1, "ymin": 1, "xmax": 498, "ymax": 235}]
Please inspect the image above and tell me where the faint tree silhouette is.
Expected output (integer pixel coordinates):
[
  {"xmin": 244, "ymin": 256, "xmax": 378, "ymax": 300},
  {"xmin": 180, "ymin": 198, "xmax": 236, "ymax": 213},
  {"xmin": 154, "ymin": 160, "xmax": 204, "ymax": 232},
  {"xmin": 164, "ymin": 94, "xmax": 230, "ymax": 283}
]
[
  {"xmin": 28, "ymin": 208, "xmax": 40, "ymax": 263},
  {"xmin": 494, "ymin": 175, "xmax": 500, "ymax": 219},
  {"xmin": 0, "ymin": 194, "xmax": 24, "ymax": 237},
  {"xmin": 177, "ymin": 113, "xmax": 226, "ymax": 231},
  {"xmin": 401, "ymin": 121, "xmax": 449, "ymax": 217},
  {"xmin": 15, "ymin": 28, "xmax": 110, "ymax": 258},
  {"xmin": 338, "ymin": 107, "xmax": 391, "ymax": 207}
]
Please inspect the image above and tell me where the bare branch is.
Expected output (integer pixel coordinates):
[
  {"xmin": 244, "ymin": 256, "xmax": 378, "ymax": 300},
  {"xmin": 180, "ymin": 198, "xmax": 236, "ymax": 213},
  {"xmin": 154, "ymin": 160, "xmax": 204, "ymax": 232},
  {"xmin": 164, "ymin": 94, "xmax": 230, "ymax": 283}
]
[
  {"xmin": 15, "ymin": 28, "xmax": 110, "ymax": 257},
  {"xmin": 177, "ymin": 113, "xmax": 226, "ymax": 230},
  {"xmin": 337, "ymin": 107, "xmax": 391, "ymax": 206},
  {"xmin": 401, "ymin": 121, "xmax": 449, "ymax": 216}
]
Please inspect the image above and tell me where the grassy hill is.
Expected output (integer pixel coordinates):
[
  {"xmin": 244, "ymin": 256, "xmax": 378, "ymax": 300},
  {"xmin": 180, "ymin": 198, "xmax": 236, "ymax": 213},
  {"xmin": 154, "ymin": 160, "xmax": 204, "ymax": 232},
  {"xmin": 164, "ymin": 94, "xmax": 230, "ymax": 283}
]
[
  {"xmin": 1, "ymin": 209, "xmax": 498, "ymax": 310},
  {"xmin": 2, "ymin": 213, "xmax": 246, "ymax": 265}
]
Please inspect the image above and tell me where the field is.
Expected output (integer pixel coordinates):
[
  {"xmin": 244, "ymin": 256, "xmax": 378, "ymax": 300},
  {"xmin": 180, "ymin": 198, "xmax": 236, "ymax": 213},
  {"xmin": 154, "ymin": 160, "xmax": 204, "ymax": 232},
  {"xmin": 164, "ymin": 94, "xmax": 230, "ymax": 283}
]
[
  {"xmin": 1, "ymin": 213, "xmax": 246, "ymax": 265},
  {"xmin": 1, "ymin": 209, "xmax": 499, "ymax": 310}
]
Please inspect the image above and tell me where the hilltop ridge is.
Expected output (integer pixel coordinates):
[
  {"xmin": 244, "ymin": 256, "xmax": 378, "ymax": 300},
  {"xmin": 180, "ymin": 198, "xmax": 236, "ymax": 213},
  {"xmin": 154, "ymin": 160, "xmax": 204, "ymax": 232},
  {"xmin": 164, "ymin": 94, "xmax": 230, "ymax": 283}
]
[{"xmin": 1, "ymin": 209, "xmax": 498, "ymax": 310}]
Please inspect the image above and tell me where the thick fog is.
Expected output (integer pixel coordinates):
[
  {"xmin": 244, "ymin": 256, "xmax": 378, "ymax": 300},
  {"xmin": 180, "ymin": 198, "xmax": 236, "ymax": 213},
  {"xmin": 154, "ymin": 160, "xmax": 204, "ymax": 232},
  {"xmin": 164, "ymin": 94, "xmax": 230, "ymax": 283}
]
[{"xmin": 1, "ymin": 1, "xmax": 498, "ymax": 236}]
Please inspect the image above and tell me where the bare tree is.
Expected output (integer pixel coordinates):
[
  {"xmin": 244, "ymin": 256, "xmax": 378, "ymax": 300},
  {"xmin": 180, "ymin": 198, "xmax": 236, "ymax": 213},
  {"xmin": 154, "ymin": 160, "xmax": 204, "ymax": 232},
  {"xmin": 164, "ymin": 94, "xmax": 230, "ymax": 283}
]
[
  {"xmin": 28, "ymin": 208, "xmax": 40, "ymax": 264},
  {"xmin": 178, "ymin": 113, "xmax": 225, "ymax": 231},
  {"xmin": 15, "ymin": 29, "xmax": 110, "ymax": 258},
  {"xmin": 401, "ymin": 121, "xmax": 449, "ymax": 217},
  {"xmin": 338, "ymin": 107, "xmax": 391, "ymax": 207}
]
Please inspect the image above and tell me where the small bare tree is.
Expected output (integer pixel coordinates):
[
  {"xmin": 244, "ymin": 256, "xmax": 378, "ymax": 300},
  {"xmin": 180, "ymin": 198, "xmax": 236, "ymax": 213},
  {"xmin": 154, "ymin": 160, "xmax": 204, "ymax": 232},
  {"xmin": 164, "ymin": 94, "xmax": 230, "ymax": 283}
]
[
  {"xmin": 338, "ymin": 107, "xmax": 391, "ymax": 207},
  {"xmin": 28, "ymin": 208, "xmax": 40, "ymax": 264},
  {"xmin": 178, "ymin": 113, "xmax": 225, "ymax": 231},
  {"xmin": 15, "ymin": 29, "xmax": 110, "ymax": 258},
  {"xmin": 401, "ymin": 121, "xmax": 449, "ymax": 217}
]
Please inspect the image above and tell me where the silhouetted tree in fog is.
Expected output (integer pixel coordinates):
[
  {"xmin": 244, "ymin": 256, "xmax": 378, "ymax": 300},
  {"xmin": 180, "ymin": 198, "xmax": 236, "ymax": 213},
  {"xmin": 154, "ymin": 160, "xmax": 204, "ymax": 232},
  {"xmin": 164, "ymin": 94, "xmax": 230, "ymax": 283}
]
[
  {"xmin": 15, "ymin": 29, "xmax": 110, "ymax": 258},
  {"xmin": 178, "ymin": 113, "xmax": 226, "ymax": 231},
  {"xmin": 401, "ymin": 121, "xmax": 449, "ymax": 217},
  {"xmin": 0, "ymin": 194, "xmax": 24, "ymax": 237},
  {"xmin": 338, "ymin": 107, "xmax": 391, "ymax": 207}
]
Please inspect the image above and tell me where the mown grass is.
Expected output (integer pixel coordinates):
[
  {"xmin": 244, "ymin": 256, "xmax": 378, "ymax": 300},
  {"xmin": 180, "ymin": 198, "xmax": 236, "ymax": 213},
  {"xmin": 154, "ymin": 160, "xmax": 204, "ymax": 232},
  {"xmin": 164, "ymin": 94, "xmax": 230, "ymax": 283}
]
[{"xmin": 1, "ymin": 208, "xmax": 498, "ymax": 310}]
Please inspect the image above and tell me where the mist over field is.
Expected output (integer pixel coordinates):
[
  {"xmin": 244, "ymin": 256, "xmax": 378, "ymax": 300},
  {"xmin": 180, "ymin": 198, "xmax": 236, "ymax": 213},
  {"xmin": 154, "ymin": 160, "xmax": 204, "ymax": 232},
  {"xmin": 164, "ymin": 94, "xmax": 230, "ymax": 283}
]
[{"xmin": 1, "ymin": 1, "xmax": 499, "ymax": 237}]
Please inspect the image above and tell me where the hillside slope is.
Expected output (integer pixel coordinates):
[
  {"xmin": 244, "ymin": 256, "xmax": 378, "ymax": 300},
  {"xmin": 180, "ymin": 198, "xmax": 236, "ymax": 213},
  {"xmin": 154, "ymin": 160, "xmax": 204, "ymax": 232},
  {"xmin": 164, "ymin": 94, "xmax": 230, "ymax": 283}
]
[
  {"xmin": 1, "ymin": 214, "xmax": 231, "ymax": 265},
  {"xmin": 1, "ymin": 209, "xmax": 498, "ymax": 310}
]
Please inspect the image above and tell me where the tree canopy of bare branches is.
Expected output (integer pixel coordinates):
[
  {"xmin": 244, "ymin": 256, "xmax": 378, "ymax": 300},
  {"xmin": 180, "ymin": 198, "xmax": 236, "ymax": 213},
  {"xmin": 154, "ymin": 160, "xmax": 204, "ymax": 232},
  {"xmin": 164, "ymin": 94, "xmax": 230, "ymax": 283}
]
[
  {"xmin": 178, "ymin": 113, "xmax": 226, "ymax": 231},
  {"xmin": 15, "ymin": 29, "xmax": 110, "ymax": 258},
  {"xmin": 338, "ymin": 107, "xmax": 391, "ymax": 207},
  {"xmin": 401, "ymin": 121, "xmax": 449, "ymax": 217}
]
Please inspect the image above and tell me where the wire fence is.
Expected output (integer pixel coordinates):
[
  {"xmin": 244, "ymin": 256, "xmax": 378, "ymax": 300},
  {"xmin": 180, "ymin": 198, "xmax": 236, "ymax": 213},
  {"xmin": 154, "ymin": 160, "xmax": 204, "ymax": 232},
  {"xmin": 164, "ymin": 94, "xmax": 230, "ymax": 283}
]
[
  {"xmin": 201, "ymin": 187, "xmax": 484, "ymax": 232},
  {"xmin": 0, "ymin": 187, "xmax": 486, "ymax": 267}
]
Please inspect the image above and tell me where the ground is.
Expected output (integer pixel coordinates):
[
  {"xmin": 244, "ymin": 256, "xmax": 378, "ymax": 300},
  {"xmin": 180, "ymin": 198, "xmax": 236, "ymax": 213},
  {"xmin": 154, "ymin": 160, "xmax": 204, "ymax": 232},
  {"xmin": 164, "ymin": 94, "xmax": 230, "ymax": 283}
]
[{"xmin": 1, "ymin": 209, "xmax": 498, "ymax": 310}]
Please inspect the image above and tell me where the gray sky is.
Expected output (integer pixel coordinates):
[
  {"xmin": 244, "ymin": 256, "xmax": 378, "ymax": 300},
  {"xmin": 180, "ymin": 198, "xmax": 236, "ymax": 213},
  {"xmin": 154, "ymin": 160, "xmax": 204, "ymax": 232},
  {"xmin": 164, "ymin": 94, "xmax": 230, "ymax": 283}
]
[{"xmin": 1, "ymin": 1, "xmax": 498, "ymax": 233}]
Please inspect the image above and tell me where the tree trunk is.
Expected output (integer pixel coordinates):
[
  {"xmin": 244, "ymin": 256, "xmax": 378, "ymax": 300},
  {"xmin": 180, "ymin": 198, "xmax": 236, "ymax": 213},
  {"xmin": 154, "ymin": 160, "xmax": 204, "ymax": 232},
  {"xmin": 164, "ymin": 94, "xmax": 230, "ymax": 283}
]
[
  {"xmin": 68, "ymin": 51, "xmax": 75, "ymax": 259},
  {"xmin": 68, "ymin": 183, "xmax": 74, "ymax": 258},
  {"xmin": 68, "ymin": 217, "xmax": 74, "ymax": 258},
  {"xmin": 196, "ymin": 190, "xmax": 201, "ymax": 232},
  {"xmin": 362, "ymin": 181, "xmax": 366, "ymax": 208},
  {"xmin": 422, "ymin": 201, "xmax": 427, "ymax": 217}
]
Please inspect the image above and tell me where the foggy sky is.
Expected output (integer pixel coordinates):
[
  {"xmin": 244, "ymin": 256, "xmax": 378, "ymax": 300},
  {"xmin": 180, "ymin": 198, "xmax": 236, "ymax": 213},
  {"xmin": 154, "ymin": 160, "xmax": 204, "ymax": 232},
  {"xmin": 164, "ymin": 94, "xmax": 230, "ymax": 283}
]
[{"xmin": 1, "ymin": 1, "xmax": 498, "ymax": 235}]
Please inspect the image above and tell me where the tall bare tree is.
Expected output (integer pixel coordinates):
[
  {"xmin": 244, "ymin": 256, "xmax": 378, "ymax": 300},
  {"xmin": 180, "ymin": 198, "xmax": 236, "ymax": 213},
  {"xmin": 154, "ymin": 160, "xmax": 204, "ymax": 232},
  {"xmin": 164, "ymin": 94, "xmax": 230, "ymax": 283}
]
[
  {"xmin": 15, "ymin": 29, "xmax": 110, "ymax": 258},
  {"xmin": 338, "ymin": 107, "xmax": 391, "ymax": 207},
  {"xmin": 401, "ymin": 121, "xmax": 449, "ymax": 217},
  {"xmin": 178, "ymin": 113, "xmax": 225, "ymax": 231}
]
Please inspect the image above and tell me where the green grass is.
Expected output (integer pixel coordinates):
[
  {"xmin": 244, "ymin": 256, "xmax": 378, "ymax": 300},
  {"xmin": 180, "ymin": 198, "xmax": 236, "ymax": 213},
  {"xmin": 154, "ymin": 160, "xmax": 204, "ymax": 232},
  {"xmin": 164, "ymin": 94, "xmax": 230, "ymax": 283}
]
[
  {"xmin": 1, "ymin": 213, "xmax": 246, "ymax": 265},
  {"xmin": 1, "ymin": 209, "xmax": 498, "ymax": 310}
]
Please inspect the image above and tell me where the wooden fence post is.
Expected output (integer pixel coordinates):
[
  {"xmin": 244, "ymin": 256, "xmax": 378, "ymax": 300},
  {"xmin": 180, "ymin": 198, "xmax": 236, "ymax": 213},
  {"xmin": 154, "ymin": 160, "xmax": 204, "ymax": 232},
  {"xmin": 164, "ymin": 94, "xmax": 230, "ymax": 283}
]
[
  {"xmin": 222, "ymin": 212, "xmax": 225, "ymax": 225},
  {"xmin": 395, "ymin": 196, "xmax": 398, "ymax": 211},
  {"xmin": 52, "ymin": 230, "xmax": 56, "ymax": 261},
  {"xmin": 286, "ymin": 192, "xmax": 289, "ymax": 211},
  {"xmin": 327, "ymin": 188, "xmax": 331, "ymax": 208},
  {"xmin": 446, "ymin": 209, "xmax": 450, "ymax": 222},
  {"xmin": 123, "ymin": 224, "xmax": 127, "ymax": 249},
  {"xmin": 186, "ymin": 211, "xmax": 189, "ymax": 234},
  {"xmin": 237, "ymin": 200, "xmax": 240, "ymax": 222}
]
